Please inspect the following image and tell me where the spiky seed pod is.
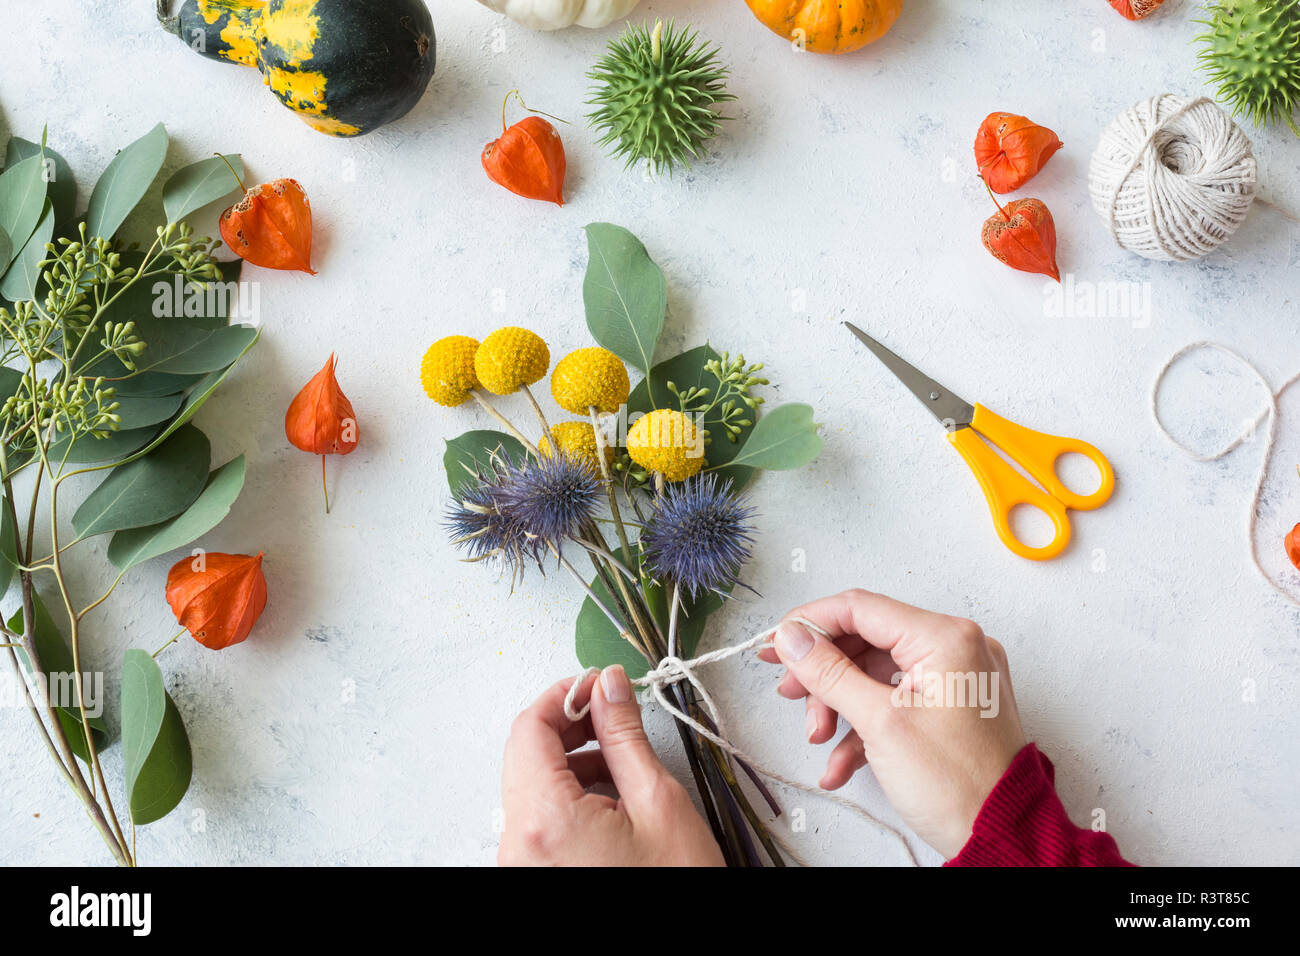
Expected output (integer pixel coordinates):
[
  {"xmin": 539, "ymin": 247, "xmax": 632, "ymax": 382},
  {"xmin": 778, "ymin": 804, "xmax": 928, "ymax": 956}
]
[
  {"xmin": 587, "ymin": 18, "xmax": 735, "ymax": 175},
  {"xmin": 1196, "ymin": 0, "xmax": 1300, "ymax": 137}
]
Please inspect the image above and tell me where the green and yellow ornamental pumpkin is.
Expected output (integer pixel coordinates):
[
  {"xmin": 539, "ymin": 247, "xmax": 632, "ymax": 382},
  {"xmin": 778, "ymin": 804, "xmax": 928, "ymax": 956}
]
[
  {"xmin": 744, "ymin": 0, "xmax": 903, "ymax": 54},
  {"xmin": 160, "ymin": 0, "xmax": 436, "ymax": 137}
]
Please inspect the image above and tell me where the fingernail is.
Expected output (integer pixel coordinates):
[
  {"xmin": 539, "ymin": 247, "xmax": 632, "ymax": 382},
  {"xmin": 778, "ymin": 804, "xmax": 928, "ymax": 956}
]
[
  {"xmin": 601, "ymin": 665, "xmax": 630, "ymax": 703},
  {"xmin": 805, "ymin": 709, "xmax": 818, "ymax": 742},
  {"xmin": 776, "ymin": 623, "xmax": 814, "ymax": 662}
]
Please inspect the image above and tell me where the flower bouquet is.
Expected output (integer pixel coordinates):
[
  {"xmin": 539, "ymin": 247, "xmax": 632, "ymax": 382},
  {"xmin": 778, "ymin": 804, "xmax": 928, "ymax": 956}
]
[{"xmin": 427, "ymin": 223, "xmax": 823, "ymax": 866}]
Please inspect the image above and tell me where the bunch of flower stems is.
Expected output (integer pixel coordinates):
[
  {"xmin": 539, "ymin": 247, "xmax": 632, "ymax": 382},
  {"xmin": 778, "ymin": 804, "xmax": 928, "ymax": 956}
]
[{"xmin": 470, "ymin": 389, "xmax": 789, "ymax": 866}]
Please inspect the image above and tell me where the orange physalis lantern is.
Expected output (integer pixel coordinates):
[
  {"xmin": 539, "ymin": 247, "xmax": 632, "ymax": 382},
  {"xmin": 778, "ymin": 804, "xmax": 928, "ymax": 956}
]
[
  {"xmin": 166, "ymin": 552, "xmax": 268, "ymax": 650},
  {"xmin": 481, "ymin": 91, "xmax": 567, "ymax": 206},
  {"xmin": 1109, "ymin": 0, "xmax": 1165, "ymax": 20},
  {"xmin": 216, "ymin": 154, "xmax": 316, "ymax": 274},
  {"xmin": 285, "ymin": 353, "xmax": 359, "ymax": 513},
  {"xmin": 974, "ymin": 112, "xmax": 1063, "ymax": 194},
  {"xmin": 981, "ymin": 189, "xmax": 1061, "ymax": 283}
]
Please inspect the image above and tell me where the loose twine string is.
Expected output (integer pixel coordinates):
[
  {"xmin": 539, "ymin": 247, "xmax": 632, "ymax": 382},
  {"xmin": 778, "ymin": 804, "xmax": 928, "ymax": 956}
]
[
  {"xmin": 1151, "ymin": 341, "xmax": 1300, "ymax": 607},
  {"xmin": 1089, "ymin": 94, "xmax": 1258, "ymax": 262},
  {"xmin": 564, "ymin": 617, "xmax": 919, "ymax": 867}
]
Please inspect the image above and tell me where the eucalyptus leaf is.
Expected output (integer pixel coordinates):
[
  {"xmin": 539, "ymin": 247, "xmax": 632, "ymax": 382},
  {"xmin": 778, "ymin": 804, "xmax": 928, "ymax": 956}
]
[
  {"xmin": 0, "ymin": 497, "xmax": 16, "ymax": 595},
  {"xmin": 4, "ymin": 137, "xmax": 76, "ymax": 225},
  {"xmin": 582, "ymin": 223, "xmax": 666, "ymax": 374},
  {"xmin": 110, "ymin": 330, "xmax": 259, "ymax": 467},
  {"xmin": 0, "ymin": 154, "xmax": 47, "ymax": 268},
  {"xmin": 71, "ymin": 424, "xmax": 211, "ymax": 538},
  {"xmin": 443, "ymin": 430, "xmax": 526, "ymax": 496},
  {"xmin": 0, "ymin": 227, "xmax": 10, "ymax": 272},
  {"xmin": 7, "ymin": 595, "xmax": 111, "ymax": 763},
  {"xmin": 0, "ymin": 198, "xmax": 54, "ymax": 302},
  {"xmin": 722, "ymin": 403, "xmax": 823, "ymax": 471},
  {"xmin": 0, "ymin": 365, "xmax": 22, "ymax": 403},
  {"xmin": 120, "ymin": 649, "xmax": 191, "ymax": 825},
  {"xmin": 108, "ymin": 456, "xmax": 246, "ymax": 571},
  {"xmin": 111, "ymin": 371, "xmax": 203, "ymax": 398},
  {"xmin": 47, "ymin": 425, "xmax": 160, "ymax": 465},
  {"xmin": 111, "ymin": 393, "xmax": 185, "ymax": 431},
  {"xmin": 85, "ymin": 123, "xmax": 168, "ymax": 241},
  {"xmin": 575, "ymin": 545, "xmax": 652, "ymax": 680},
  {"xmin": 131, "ymin": 320, "xmax": 259, "ymax": 375},
  {"xmin": 163, "ymin": 154, "xmax": 242, "ymax": 225}
]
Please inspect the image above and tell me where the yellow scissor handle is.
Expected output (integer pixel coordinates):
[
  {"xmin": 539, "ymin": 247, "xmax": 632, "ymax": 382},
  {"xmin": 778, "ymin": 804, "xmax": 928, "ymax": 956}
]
[
  {"xmin": 947, "ymin": 406, "xmax": 1115, "ymax": 561},
  {"xmin": 948, "ymin": 426, "xmax": 1073, "ymax": 560},
  {"xmin": 969, "ymin": 404, "xmax": 1115, "ymax": 511}
]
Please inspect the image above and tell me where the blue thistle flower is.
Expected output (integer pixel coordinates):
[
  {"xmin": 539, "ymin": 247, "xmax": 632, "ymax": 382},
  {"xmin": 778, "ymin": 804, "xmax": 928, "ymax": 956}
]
[
  {"xmin": 495, "ymin": 451, "xmax": 602, "ymax": 544},
  {"xmin": 444, "ymin": 453, "xmax": 541, "ymax": 582},
  {"xmin": 641, "ymin": 473, "xmax": 756, "ymax": 601}
]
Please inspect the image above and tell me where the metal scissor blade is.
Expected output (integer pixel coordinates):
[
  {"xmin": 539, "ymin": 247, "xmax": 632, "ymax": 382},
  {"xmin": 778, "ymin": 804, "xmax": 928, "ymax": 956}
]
[{"xmin": 844, "ymin": 322, "xmax": 975, "ymax": 429}]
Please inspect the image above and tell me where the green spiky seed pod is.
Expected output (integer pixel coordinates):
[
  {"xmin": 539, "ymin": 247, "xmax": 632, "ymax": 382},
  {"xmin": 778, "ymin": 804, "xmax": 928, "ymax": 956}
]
[
  {"xmin": 1196, "ymin": 0, "xmax": 1300, "ymax": 137},
  {"xmin": 587, "ymin": 19, "xmax": 735, "ymax": 175}
]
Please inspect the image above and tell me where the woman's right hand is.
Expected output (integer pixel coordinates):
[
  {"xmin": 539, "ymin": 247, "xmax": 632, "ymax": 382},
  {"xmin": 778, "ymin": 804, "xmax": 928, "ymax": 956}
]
[{"xmin": 759, "ymin": 589, "xmax": 1029, "ymax": 859}]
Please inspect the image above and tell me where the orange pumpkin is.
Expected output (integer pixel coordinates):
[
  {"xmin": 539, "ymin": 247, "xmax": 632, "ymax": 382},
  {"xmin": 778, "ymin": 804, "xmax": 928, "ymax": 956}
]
[{"xmin": 744, "ymin": 0, "xmax": 903, "ymax": 54}]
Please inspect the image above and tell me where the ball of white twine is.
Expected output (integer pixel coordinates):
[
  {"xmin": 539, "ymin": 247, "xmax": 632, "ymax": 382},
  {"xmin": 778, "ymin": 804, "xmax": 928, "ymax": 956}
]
[{"xmin": 1089, "ymin": 94, "xmax": 1257, "ymax": 262}]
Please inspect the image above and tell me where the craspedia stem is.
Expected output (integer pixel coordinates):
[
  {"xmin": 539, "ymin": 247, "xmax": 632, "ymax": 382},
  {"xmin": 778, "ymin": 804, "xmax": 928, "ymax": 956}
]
[{"xmin": 471, "ymin": 389, "xmax": 539, "ymax": 457}]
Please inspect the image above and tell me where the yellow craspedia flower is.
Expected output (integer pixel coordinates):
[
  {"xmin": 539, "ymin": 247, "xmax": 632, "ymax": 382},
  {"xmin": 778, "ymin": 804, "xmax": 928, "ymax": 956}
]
[
  {"xmin": 550, "ymin": 347, "xmax": 630, "ymax": 415},
  {"xmin": 539, "ymin": 421, "xmax": 610, "ymax": 472},
  {"xmin": 627, "ymin": 409, "xmax": 705, "ymax": 482},
  {"xmin": 474, "ymin": 327, "xmax": 550, "ymax": 395},
  {"xmin": 420, "ymin": 335, "xmax": 481, "ymax": 407}
]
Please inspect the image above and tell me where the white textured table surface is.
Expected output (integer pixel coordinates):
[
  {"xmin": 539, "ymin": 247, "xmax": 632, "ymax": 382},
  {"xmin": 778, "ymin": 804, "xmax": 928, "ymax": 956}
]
[{"xmin": 2, "ymin": 0, "xmax": 1298, "ymax": 866}]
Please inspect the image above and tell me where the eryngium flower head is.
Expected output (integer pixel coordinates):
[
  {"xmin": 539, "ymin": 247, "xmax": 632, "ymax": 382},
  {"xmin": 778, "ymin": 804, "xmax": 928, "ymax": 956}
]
[
  {"xmin": 444, "ymin": 453, "xmax": 540, "ymax": 583},
  {"xmin": 641, "ymin": 473, "xmax": 756, "ymax": 600},
  {"xmin": 495, "ymin": 450, "xmax": 602, "ymax": 544}
]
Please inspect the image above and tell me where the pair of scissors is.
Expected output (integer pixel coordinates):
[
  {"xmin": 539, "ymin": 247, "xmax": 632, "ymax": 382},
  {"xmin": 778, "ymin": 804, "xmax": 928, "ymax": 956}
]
[{"xmin": 845, "ymin": 323, "xmax": 1115, "ymax": 561}]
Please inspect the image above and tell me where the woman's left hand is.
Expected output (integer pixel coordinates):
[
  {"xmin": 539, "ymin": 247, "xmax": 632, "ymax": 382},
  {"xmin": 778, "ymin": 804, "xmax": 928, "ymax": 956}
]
[{"xmin": 499, "ymin": 665, "xmax": 725, "ymax": 866}]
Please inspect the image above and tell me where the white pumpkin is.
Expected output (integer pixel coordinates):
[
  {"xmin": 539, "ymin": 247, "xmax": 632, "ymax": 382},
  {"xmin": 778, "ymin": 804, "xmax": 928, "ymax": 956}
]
[{"xmin": 477, "ymin": 0, "xmax": 641, "ymax": 31}]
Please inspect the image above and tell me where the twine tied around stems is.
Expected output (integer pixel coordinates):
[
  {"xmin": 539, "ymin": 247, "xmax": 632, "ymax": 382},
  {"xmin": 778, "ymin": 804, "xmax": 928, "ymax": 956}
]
[{"xmin": 564, "ymin": 617, "xmax": 919, "ymax": 867}]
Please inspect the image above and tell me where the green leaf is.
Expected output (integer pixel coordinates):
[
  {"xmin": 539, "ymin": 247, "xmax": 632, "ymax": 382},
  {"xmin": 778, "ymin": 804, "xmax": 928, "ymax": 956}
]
[
  {"xmin": 162, "ymin": 154, "xmax": 242, "ymax": 225},
  {"xmin": 85, "ymin": 123, "xmax": 168, "ymax": 241},
  {"xmin": 5, "ymin": 137, "xmax": 76, "ymax": 225},
  {"xmin": 120, "ymin": 649, "xmax": 191, "ymax": 825},
  {"xmin": 0, "ymin": 497, "xmax": 17, "ymax": 595},
  {"xmin": 582, "ymin": 223, "xmax": 666, "ymax": 374},
  {"xmin": 0, "ymin": 154, "xmax": 48, "ymax": 269},
  {"xmin": 627, "ymin": 344, "xmax": 757, "ymax": 490},
  {"xmin": 111, "ymin": 330, "xmax": 260, "ymax": 466},
  {"xmin": 108, "ymin": 456, "xmax": 246, "ymax": 571},
  {"xmin": 71, "ymin": 424, "xmax": 211, "ymax": 538},
  {"xmin": 7, "ymin": 594, "xmax": 111, "ymax": 763},
  {"xmin": 0, "ymin": 227, "xmax": 10, "ymax": 272},
  {"xmin": 111, "ymin": 393, "xmax": 185, "ymax": 431},
  {"xmin": 0, "ymin": 199, "xmax": 54, "ymax": 302},
  {"xmin": 443, "ymin": 430, "xmax": 526, "ymax": 495},
  {"xmin": 132, "ymin": 320, "xmax": 259, "ymax": 375},
  {"xmin": 112, "ymin": 371, "xmax": 203, "ymax": 397},
  {"xmin": 575, "ymin": 546, "xmax": 651, "ymax": 680},
  {"xmin": 721, "ymin": 403, "xmax": 823, "ymax": 472},
  {"xmin": 48, "ymin": 425, "xmax": 160, "ymax": 465}
]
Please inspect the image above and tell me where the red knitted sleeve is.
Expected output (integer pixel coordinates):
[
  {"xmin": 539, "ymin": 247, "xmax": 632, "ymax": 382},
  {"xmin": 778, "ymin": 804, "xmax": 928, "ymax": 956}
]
[{"xmin": 944, "ymin": 743, "xmax": 1134, "ymax": 867}]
